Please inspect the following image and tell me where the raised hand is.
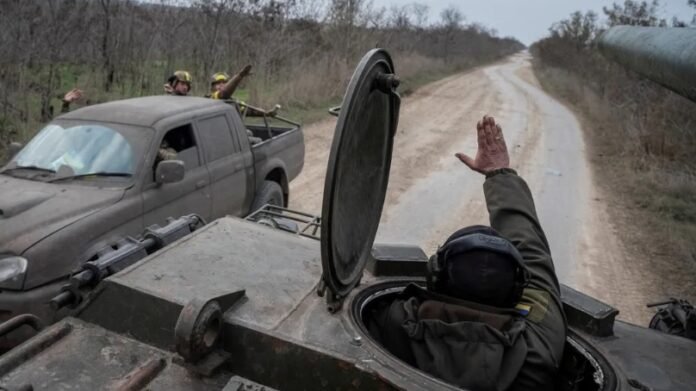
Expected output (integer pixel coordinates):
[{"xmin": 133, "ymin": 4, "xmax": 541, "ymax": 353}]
[
  {"xmin": 62, "ymin": 88, "xmax": 84, "ymax": 103},
  {"xmin": 455, "ymin": 115, "xmax": 510, "ymax": 174},
  {"xmin": 240, "ymin": 64, "xmax": 253, "ymax": 77}
]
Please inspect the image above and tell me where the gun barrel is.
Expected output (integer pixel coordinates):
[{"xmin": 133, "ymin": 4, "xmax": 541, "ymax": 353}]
[
  {"xmin": 49, "ymin": 291, "xmax": 75, "ymax": 310},
  {"xmin": 598, "ymin": 26, "xmax": 696, "ymax": 102}
]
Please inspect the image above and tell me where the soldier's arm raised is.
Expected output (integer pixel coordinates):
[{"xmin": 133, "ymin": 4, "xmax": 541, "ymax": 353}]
[
  {"xmin": 61, "ymin": 88, "xmax": 84, "ymax": 113},
  {"xmin": 456, "ymin": 116, "xmax": 560, "ymax": 296},
  {"xmin": 218, "ymin": 65, "xmax": 252, "ymax": 100}
]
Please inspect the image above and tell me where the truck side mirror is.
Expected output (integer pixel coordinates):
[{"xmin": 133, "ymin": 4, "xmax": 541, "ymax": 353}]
[
  {"xmin": 8, "ymin": 142, "xmax": 23, "ymax": 158},
  {"xmin": 155, "ymin": 160, "xmax": 185, "ymax": 185}
]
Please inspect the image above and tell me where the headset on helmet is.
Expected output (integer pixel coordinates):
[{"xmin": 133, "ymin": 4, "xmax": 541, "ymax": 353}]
[{"xmin": 427, "ymin": 226, "xmax": 530, "ymax": 308}]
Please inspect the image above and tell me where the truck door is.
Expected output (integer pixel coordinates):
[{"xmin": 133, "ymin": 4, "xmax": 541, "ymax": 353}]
[
  {"xmin": 196, "ymin": 113, "xmax": 248, "ymax": 218},
  {"xmin": 228, "ymin": 110, "xmax": 256, "ymax": 213},
  {"xmin": 142, "ymin": 123, "xmax": 212, "ymax": 226}
]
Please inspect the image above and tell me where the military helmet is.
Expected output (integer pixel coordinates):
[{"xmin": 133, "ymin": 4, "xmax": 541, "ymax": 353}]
[
  {"xmin": 427, "ymin": 225, "xmax": 530, "ymax": 308},
  {"xmin": 211, "ymin": 72, "xmax": 230, "ymax": 86},
  {"xmin": 168, "ymin": 70, "xmax": 192, "ymax": 86}
]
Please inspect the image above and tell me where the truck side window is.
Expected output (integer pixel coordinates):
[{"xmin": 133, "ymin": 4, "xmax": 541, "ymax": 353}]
[
  {"xmin": 197, "ymin": 115, "xmax": 238, "ymax": 162},
  {"xmin": 158, "ymin": 124, "xmax": 200, "ymax": 170}
]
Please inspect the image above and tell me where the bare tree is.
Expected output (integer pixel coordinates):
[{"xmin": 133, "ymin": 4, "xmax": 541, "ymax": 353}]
[
  {"xmin": 549, "ymin": 11, "xmax": 599, "ymax": 48},
  {"xmin": 410, "ymin": 3, "xmax": 429, "ymax": 29},
  {"xmin": 603, "ymin": 0, "xmax": 667, "ymax": 27},
  {"xmin": 440, "ymin": 5, "xmax": 465, "ymax": 62},
  {"xmin": 99, "ymin": 0, "xmax": 116, "ymax": 91}
]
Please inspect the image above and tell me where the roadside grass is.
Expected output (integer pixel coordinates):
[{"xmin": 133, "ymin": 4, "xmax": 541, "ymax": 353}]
[{"xmin": 531, "ymin": 61, "xmax": 696, "ymax": 304}]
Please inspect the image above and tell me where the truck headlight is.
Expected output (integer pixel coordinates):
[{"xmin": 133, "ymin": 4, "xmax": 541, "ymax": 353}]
[{"xmin": 0, "ymin": 256, "xmax": 27, "ymax": 290}]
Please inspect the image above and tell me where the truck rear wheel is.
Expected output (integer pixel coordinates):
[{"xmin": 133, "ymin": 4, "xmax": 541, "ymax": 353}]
[{"xmin": 251, "ymin": 180, "xmax": 284, "ymax": 212}]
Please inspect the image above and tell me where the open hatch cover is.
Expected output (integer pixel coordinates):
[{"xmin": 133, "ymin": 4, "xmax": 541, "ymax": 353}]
[{"xmin": 319, "ymin": 49, "xmax": 401, "ymax": 312}]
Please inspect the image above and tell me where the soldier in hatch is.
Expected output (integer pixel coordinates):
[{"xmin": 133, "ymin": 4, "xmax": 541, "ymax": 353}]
[{"xmin": 367, "ymin": 115, "xmax": 566, "ymax": 390}]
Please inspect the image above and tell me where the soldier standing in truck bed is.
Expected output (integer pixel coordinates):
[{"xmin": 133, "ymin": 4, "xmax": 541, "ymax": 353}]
[
  {"xmin": 207, "ymin": 66, "xmax": 280, "ymax": 118},
  {"xmin": 367, "ymin": 115, "xmax": 567, "ymax": 390},
  {"xmin": 163, "ymin": 70, "xmax": 193, "ymax": 96}
]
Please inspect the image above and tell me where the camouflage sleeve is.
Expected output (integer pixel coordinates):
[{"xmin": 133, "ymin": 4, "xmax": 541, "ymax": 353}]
[
  {"xmin": 483, "ymin": 171, "xmax": 559, "ymax": 298},
  {"xmin": 242, "ymin": 104, "xmax": 268, "ymax": 117},
  {"xmin": 61, "ymin": 100, "xmax": 71, "ymax": 113},
  {"xmin": 484, "ymin": 170, "xmax": 566, "ymax": 389}
]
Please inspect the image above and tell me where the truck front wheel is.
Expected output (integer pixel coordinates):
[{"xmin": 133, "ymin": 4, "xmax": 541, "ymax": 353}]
[{"xmin": 251, "ymin": 180, "xmax": 284, "ymax": 212}]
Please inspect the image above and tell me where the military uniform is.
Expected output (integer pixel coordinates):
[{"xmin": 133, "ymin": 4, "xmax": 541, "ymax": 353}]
[
  {"xmin": 60, "ymin": 100, "xmax": 71, "ymax": 114},
  {"xmin": 46, "ymin": 98, "xmax": 75, "ymax": 120},
  {"xmin": 368, "ymin": 170, "xmax": 566, "ymax": 390},
  {"xmin": 156, "ymin": 146, "xmax": 177, "ymax": 163},
  {"xmin": 206, "ymin": 92, "xmax": 254, "ymax": 116}
]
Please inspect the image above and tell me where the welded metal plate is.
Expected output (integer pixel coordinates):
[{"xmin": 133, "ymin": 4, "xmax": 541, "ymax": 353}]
[
  {"xmin": 0, "ymin": 318, "xmax": 230, "ymax": 390},
  {"xmin": 586, "ymin": 320, "xmax": 696, "ymax": 391},
  {"xmin": 321, "ymin": 49, "xmax": 400, "ymax": 298},
  {"xmin": 103, "ymin": 218, "xmax": 321, "ymax": 331}
]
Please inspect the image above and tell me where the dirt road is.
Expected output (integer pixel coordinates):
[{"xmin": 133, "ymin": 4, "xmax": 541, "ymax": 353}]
[{"xmin": 290, "ymin": 53, "xmax": 650, "ymax": 323}]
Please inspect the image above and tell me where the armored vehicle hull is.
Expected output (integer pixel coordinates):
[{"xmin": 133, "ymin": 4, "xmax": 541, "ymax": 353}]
[{"xmin": 0, "ymin": 217, "xmax": 693, "ymax": 390}]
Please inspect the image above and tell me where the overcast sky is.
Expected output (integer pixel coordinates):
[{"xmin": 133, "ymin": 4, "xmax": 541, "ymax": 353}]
[{"xmin": 370, "ymin": 0, "xmax": 694, "ymax": 45}]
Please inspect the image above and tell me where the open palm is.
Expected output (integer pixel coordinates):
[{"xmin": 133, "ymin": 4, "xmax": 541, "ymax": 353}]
[{"xmin": 455, "ymin": 115, "xmax": 510, "ymax": 174}]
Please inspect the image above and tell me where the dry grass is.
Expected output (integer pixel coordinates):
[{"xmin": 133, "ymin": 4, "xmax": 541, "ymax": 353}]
[
  {"xmin": 532, "ymin": 62, "xmax": 696, "ymax": 306},
  {"xmin": 239, "ymin": 51, "xmax": 494, "ymax": 126}
]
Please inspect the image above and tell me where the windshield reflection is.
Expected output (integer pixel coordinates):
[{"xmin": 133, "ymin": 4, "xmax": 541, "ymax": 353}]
[{"xmin": 12, "ymin": 124, "xmax": 135, "ymax": 176}]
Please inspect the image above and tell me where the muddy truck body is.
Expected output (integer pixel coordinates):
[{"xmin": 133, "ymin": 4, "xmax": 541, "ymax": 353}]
[
  {"xmin": 0, "ymin": 96, "xmax": 304, "ymax": 346},
  {"xmin": 0, "ymin": 27, "xmax": 695, "ymax": 390}
]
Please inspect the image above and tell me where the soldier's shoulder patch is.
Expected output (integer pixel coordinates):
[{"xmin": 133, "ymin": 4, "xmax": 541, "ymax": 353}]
[
  {"xmin": 518, "ymin": 288, "xmax": 551, "ymax": 323},
  {"xmin": 515, "ymin": 303, "xmax": 531, "ymax": 316}
]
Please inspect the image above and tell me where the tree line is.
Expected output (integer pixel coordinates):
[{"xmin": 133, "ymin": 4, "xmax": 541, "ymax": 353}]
[
  {"xmin": 531, "ymin": 0, "xmax": 696, "ymax": 304},
  {"xmin": 531, "ymin": 0, "xmax": 696, "ymax": 162},
  {"xmin": 0, "ymin": 0, "xmax": 523, "ymax": 153}
]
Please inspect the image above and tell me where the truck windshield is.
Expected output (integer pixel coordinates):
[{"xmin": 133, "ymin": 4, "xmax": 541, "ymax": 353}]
[{"xmin": 10, "ymin": 122, "xmax": 142, "ymax": 177}]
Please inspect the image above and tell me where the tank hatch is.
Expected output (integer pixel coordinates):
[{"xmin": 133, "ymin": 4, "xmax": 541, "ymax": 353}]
[{"xmin": 319, "ymin": 49, "xmax": 401, "ymax": 312}]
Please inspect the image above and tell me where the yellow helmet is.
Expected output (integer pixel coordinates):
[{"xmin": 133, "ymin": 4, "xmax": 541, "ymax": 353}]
[
  {"xmin": 211, "ymin": 72, "xmax": 230, "ymax": 86},
  {"xmin": 168, "ymin": 70, "xmax": 192, "ymax": 86}
]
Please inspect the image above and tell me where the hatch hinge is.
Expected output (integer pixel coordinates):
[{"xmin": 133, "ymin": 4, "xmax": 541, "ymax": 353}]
[{"xmin": 317, "ymin": 278, "xmax": 357, "ymax": 314}]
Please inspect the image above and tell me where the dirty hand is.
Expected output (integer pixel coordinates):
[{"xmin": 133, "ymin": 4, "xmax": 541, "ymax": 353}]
[
  {"xmin": 455, "ymin": 115, "xmax": 510, "ymax": 174},
  {"xmin": 62, "ymin": 88, "xmax": 84, "ymax": 103},
  {"xmin": 240, "ymin": 64, "xmax": 253, "ymax": 77},
  {"xmin": 163, "ymin": 83, "xmax": 174, "ymax": 94}
]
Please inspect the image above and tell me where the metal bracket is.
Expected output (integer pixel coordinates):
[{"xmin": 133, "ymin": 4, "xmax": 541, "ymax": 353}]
[
  {"xmin": 316, "ymin": 278, "xmax": 345, "ymax": 313},
  {"xmin": 174, "ymin": 290, "xmax": 245, "ymax": 366},
  {"xmin": 328, "ymin": 106, "xmax": 341, "ymax": 117}
]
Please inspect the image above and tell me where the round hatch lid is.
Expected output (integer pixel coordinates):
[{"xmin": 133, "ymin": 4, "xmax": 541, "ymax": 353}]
[{"xmin": 320, "ymin": 49, "xmax": 401, "ymax": 301}]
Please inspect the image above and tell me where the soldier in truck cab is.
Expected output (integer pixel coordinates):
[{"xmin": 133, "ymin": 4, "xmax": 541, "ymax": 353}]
[{"xmin": 367, "ymin": 116, "xmax": 567, "ymax": 390}]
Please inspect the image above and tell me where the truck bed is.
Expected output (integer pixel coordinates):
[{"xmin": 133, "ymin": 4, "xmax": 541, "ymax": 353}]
[
  {"xmin": 247, "ymin": 124, "xmax": 296, "ymax": 142},
  {"xmin": 245, "ymin": 116, "xmax": 305, "ymax": 203}
]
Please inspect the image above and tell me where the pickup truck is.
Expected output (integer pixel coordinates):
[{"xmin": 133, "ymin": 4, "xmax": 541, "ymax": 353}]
[{"xmin": 0, "ymin": 96, "xmax": 304, "ymax": 341}]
